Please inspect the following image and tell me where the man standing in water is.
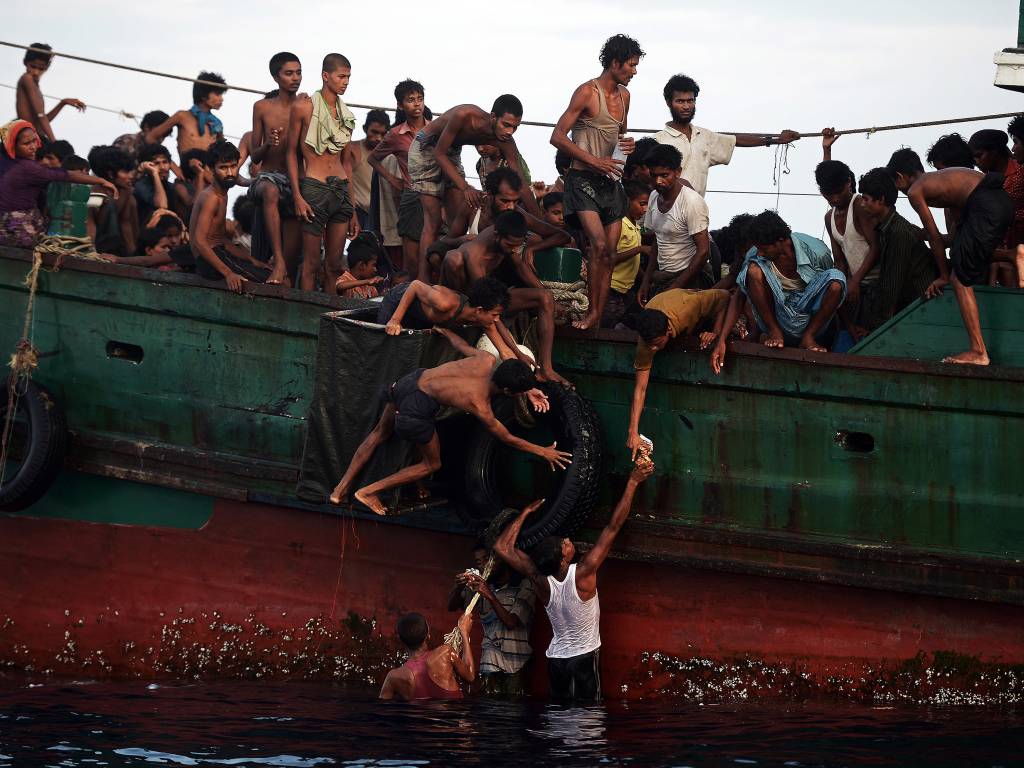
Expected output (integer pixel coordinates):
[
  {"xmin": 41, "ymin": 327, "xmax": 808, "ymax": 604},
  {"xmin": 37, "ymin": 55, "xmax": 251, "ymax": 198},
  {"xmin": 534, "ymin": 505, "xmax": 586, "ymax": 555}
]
[
  {"xmin": 288, "ymin": 53, "xmax": 360, "ymax": 291},
  {"xmin": 249, "ymin": 52, "xmax": 303, "ymax": 285},
  {"xmin": 551, "ymin": 34, "xmax": 644, "ymax": 330},
  {"xmin": 379, "ymin": 613, "xmax": 474, "ymax": 700},
  {"xmin": 408, "ymin": 95, "xmax": 536, "ymax": 281},
  {"xmin": 494, "ymin": 461, "xmax": 654, "ymax": 702}
]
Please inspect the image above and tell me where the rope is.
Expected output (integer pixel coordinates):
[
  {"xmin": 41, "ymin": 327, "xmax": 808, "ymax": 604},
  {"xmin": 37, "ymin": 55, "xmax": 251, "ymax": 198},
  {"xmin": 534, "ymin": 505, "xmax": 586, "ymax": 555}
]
[
  {"xmin": 0, "ymin": 236, "xmax": 109, "ymax": 481},
  {"xmin": 3, "ymin": 41, "xmax": 1019, "ymax": 136},
  {"xmin": 541, "ymin": 279, "xmax": 589, "ymax": 324},
  {"xmin": 444, "ymin": 556, "xmax": 495, "ymax": 653}
]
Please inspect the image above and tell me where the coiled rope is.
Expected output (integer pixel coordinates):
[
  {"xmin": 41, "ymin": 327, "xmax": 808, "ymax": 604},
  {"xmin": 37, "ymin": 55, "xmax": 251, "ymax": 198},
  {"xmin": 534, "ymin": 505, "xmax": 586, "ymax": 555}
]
[{"xmin": 541, "ymin": 280, "xmax": 589, "ymax": 324}]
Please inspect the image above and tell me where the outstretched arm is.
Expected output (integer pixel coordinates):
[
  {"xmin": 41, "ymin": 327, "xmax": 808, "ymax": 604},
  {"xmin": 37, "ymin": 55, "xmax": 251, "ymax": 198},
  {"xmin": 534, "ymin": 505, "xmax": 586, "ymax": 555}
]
[
  {"xmin": 450, "ymin": 614, "xmax": 476, "ymax": 683},
  {"xmin": 731, "ymin": 130, "xmax": 801, "ymax": 147},
  {"xmin": 575, "ymin": 462, "xmax": 653, "ymax": 596},
  {"xmin": 145, "ymin": 111, "xmax": 182, "ymax": 145},
  {"xmin": 908, "ymin": 187, "xmax": 951, "ymax": 298},
  {"xmin": 478, "ymin": 413, "xmax": 572, "ymax": 470},
  {"xmin": 432, "ymin": 325, "xmax": 488, "ymax": 358},
  {"xmin": 494, "ymin": 499, "xmax": 551, "ymax": 603}
]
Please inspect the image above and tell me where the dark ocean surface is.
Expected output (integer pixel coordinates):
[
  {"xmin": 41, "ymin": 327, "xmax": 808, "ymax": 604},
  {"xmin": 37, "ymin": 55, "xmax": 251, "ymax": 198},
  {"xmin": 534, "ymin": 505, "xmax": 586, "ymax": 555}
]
[{"xmin": 1, "ymin": 679, "xmax": 1022, "ymax": 767}]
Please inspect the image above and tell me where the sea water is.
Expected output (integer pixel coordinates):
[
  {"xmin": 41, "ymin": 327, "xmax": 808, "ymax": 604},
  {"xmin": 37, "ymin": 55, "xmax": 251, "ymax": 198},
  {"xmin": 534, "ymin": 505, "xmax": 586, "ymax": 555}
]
[{"xmin": 1, "ymin": 678, "xmax": 1022, "ymax": 767}]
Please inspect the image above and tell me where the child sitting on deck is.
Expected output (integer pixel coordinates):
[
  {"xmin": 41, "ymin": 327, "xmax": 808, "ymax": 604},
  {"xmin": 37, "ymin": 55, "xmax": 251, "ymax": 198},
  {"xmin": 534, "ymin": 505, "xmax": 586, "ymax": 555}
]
[
  {"xmin": 335, "ymin": 233, "xmax": 384, "ymax": 298},
  {"xmin": 0, "ymin": 120, "xmax": 115, "ymax": 248}
]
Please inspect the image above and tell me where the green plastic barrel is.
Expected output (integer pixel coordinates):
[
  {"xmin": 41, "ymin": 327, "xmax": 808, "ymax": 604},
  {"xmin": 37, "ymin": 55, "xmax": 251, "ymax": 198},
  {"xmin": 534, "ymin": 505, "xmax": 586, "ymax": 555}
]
[
  {"xmin": 534, "ymin": 247, "xmax": 583, "ymax": 283},
  {"xmin": 46, "ymin": 182, "xmax": 91, "ymax": 238}
]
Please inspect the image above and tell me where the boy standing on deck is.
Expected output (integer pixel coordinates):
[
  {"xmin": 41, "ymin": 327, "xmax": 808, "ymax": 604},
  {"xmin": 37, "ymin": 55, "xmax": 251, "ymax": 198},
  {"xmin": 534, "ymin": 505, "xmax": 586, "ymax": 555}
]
[
  {"xmin": 886, "ymin": 148, "xmax": 1018, "ymax": 365},
  {"xmin": 16, "ymin": 43, "xmax": 86, "ymax": 143},
  {"xmin": 249, "ymin": 52, "xmax": 303, "ymax": 286},
  {"xmin": 145, "ymin": 72, "xmax": 228, "ymax": 160},
  {"xmin": 494, "ymin": 463, "xmax": 654, "ymax": 702},
  {"xmin": 550, "ymin": 34, "xmax": 644, "ymax": 330},
  {"xmin": 190, "ymin": 141, "xmax": 271, "ymax": 291},
  {"xmin": 287, "ymin": 53, "xmax": 361, "ymax": 292}
]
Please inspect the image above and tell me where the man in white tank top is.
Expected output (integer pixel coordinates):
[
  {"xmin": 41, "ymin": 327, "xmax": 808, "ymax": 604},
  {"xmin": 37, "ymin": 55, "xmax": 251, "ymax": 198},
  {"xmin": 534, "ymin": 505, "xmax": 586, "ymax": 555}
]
[{"xmin": 494, "ymin": 461, "xmax": 654, "ymax": 702}]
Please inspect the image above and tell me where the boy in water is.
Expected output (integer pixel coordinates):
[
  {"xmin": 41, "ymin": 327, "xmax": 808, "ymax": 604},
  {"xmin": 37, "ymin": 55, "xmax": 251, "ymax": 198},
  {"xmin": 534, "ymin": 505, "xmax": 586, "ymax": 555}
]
[
  {"xmin": 550, "ymin": 34, "xmax": 644, "ymax": 330},
  {"xmin": 379, "ymin": 613, "xmax": 474, "ymax": 701},
  {"xmin": 408, "ymin": 95, "xmax": 536, "ymax": 281},
  {"xmin": 16, "ymin": 43, "xmax": 86, "ymax": 143},
  {"xmin": 288, "ymin": 53, "xmax": 360, "ymax": 291},
  {"xmin": 145, "ymin": 72, "xmax": 228, "ymax": 160},
  {"xmin": 886, "ymin": 148, "xmax": 1017, "ymax": 365},
  {"xmin": 249, "ymin": 52, "xmax": 303, "ymax": 285},
  {"xmin": 190, "ymin": 140, "xmax": 271, "ymax": 291}
]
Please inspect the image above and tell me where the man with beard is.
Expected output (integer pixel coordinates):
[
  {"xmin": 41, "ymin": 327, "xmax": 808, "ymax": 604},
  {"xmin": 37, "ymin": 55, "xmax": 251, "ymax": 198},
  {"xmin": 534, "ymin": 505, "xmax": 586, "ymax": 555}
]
[
  {"xmin": 654, "ymin": 74, "xmax": 800, "ymax": 197},
  {"xmin": 551, "ymin": 33, "xmax": 644, "ymax": 331},
  {"xmin": 191, "ymin": 140, "xmax": 271, "ymax": 291},
  {"xmin": 249, "ymin": 52, "xmax": 303, "ymax": 285},
  {"xmin": 348, "ymin": 109, "xmax": 391, "ymax": 232}
]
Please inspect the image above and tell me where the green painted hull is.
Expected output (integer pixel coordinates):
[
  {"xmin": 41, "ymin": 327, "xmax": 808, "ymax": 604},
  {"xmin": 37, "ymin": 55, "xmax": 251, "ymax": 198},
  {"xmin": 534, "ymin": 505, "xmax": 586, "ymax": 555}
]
[{"xmin": 1, "ymin": 247, "xmax": 1021, "ymax": 606}]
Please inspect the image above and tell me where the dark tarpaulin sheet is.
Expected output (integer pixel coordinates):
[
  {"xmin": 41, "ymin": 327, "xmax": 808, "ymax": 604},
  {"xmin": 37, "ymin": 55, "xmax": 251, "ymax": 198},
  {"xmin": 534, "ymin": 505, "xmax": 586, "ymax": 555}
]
[{"xmin": 296, "ymin": 308, "xmax": 472, "ymax": 505}]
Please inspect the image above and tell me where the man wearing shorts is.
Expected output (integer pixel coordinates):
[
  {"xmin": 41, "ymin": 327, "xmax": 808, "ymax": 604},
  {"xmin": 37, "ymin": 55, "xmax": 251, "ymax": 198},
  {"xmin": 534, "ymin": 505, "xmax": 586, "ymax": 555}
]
[
  {"xmin": 551, "ymin": 34, "xmax": 644, "ymax": 329},
  {"xmin": 328, "ymin": 328, "xmax": 571, "ymax": 515},
  {"xmin": 287, "ymin": 53, "xmax": 360, "ymax": 291}
]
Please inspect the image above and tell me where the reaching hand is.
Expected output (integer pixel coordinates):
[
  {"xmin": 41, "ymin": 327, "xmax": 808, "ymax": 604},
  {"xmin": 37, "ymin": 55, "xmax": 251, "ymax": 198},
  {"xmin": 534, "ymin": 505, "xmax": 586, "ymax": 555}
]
[
  {"xmin": 821, "ymin": 127, "xmax": 840, "ymax": 149},
  {"xmin": 526, "ymin": 388, "xmax": 550, "ymax": 413},
  {"xmin": 385, "ymin": 320, "xmax": 403, "ymax": 336},
  {"xmin": 626, "ymin": 431, "xmax": 645, "ymax": 463},
  {"xmin": 698, "ymin": 331, "xmax": 718, "ymax": 350},
  {"xmin": 637, "ymin": 281, "xmax": 650, "ymax": 306},
  {"xmin": 62, "ymin": 98, "xmax": 86, "ymax": 112},
  {"xmin": 710, "ymin": 340, "xmax": 727, "ymax": 375},
  {"xmin": 540, "ymin": 441, "xmax": 573, "ymax": 471},
  {"xmin": 618, "ymin": 135, "xmax": 636, "ymax": 155},
  {"xmin": 925, "ymin": 276, "xmax": 949, "ymax": 299},
  {"xmin": 522, "ymin": 498, "xmax": 546, "ymax": 517},
  {"xmin": 101, "ymin": 179, "xmax": 119, "ymax": 200},
  {"xmin": 225, "ymin": 272, "xmax": 245, "ymax": 293},
  {"xmin": 630, "ymin": 460, "xmax": 655, "ymax": 483}
]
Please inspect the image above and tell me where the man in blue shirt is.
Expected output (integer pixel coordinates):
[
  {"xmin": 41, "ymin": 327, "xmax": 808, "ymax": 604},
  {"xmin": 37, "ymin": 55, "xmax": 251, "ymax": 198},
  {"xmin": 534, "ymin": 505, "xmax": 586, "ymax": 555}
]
[{"xmin": 736, "ymin": 210, "xmax": 846, "ymax": 352}]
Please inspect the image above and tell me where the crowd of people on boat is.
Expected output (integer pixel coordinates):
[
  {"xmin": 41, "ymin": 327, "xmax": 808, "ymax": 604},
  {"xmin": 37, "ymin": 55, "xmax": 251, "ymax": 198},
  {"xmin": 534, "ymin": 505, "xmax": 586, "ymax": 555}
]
[
  {"xmin": 4, "ymin": 36, "xmax": 1023, "ymax": 374},
  {"xmin": 4, "ymin": 34, "xmax": 1024, "ymax": 702}
]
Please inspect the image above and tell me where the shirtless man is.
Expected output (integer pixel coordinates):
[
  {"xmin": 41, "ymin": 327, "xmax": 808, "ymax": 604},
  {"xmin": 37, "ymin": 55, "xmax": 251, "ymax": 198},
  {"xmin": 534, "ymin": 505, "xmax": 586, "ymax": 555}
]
[
  {"xmin": 145, "ymin": 72, "xmax": 227, "ymax": 159},
  {"xmin": 380, "ymin": 613, "xmax": 474, "ymax": 701},
  {"xmin": 551, "ymin": 34, "xmax": 644, "ymax": 330},
  {"xmin": 249, "ymin": 52, "xmax": 303, "ymax": 285},
  {"xmin": 288, "ymin": 53, "xmax": 360, "ymax": 292},
  {"xmin": 190, "ymin": 141, "xmax": 271, "ymax": 292},
  {"xmin": 408, "ymin": 95, "xmax": 537, "ymax": 282},
  {"xmin": 329, "ymin": 326, "xmax": 571, "ymax": 515},
  {"xmin": 442, "ymin": 211, "xmax": 569, "ymax": 387},
  {"xmin": 378, "ymin": 276, "xmax": 535, "ymax": 368},
  {"xmin": 16, "ymin": 43, "xmax": 86, "ymax": 143},
  {"xmin": 886, "ymin": 149, "xmax": 1017, "ymax": 365}
]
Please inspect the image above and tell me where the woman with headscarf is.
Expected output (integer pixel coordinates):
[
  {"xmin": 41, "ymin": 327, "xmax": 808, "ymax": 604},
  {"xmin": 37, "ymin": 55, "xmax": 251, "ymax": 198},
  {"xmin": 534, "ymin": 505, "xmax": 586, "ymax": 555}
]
[{"xmin": 0, "ymin": 120, "xmax": 116, "ymax": 248}]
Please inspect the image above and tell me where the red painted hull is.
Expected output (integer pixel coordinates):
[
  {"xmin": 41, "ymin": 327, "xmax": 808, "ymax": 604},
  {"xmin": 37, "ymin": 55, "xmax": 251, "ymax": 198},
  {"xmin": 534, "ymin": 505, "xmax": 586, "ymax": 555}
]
[{"xmin": 3, "ymin": 500, "xmax": 1023, "ymax": 701}]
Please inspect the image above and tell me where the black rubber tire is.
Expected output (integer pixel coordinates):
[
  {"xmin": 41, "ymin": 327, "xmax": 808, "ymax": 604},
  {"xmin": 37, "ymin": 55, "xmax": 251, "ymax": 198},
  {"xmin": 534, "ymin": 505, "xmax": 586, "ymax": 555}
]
[
  {"xmin": 0, "ymin": 380, "xmax": 68, "ymax": 512},
  {"xmin": 461, "ymin": 383, "xmax": 604, "ymax": 549}
]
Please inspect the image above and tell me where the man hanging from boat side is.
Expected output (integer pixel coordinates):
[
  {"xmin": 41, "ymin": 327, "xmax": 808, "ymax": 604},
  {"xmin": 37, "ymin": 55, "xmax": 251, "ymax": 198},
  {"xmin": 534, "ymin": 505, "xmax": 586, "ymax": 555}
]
[{"xmin": 329, "ymin": 326, "xmax": 571, "ymax": 515}]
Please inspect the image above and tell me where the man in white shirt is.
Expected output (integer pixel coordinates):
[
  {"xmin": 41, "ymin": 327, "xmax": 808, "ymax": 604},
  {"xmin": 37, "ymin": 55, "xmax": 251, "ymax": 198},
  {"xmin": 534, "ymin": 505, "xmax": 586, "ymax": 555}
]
[
  {"xmin": 638, "ymin": 144, "xmax": 712, "ymax": 300},
  {"xmin": 654, "ymin": 74, "xmax": 801, "ymax": 197}
]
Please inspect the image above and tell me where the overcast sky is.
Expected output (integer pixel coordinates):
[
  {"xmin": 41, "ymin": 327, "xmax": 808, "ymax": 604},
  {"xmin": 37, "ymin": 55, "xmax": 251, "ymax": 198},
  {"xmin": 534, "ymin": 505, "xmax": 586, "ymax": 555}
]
[{"xmin": 4, "ymin": 0, "xmax": 1024, "ymax": 237}]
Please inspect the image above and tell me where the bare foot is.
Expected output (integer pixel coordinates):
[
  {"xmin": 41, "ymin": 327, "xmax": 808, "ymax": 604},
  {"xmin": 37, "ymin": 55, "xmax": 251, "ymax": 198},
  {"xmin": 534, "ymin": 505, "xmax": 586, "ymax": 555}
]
[
  {"xmin": 1016, "ymin": 245, "xmax": 1024, "ymax": 288},
  {"xmin": 537, "ymin": 367, "xmax": 574, "ymax": 389},
  {"xmin": 572, "ymin": 312, "xmax": 599, "ymax": 331},
  {"xmin": 762, "ymin": 330, "xmax": 785, "ymax": 348},
  {"xmin": 799, "ymin": 334, "xmax": 827, "ymax": 353},
  {"xmin": 267, "ymin": 264, "xmax": 288, "ymax": 286},
  {"xmin": 942, "ymin": 349, "xmax": 990, "ymax": 365},
  {"xmin": 354, "ymin": 488, "xmax": 388, "ymax": 516},
  {"xmin": 328, "ymin": 483, "xmax": 350, "ymax": 505},
  {"xmin": 415, "ymin": 481, "xmax": 430, "ymax": 501}
]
